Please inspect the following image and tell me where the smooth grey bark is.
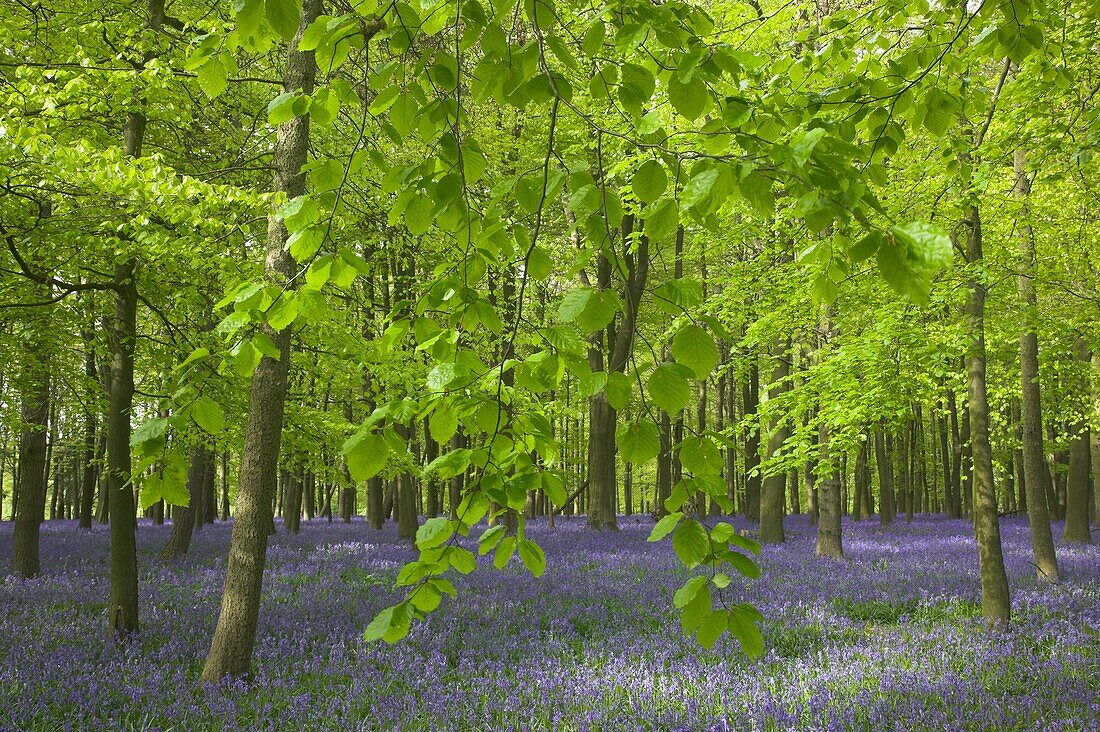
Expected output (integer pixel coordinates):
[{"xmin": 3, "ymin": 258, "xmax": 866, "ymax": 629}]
[
  {"xmin": 963, "ymin": 203, "xmax": 1012, "ymax": 624},
  {"xmin": 104, "ymin": 0, "xmax": 171, "ymax": 640},
  {"xmin": 742, "ymin": 363, "xmax": 761, "ymax": 520},
  {"xmin": 106, "ymin": 259, "xmax": 139, "ymax": 637},
  {"xmin": 655, "ymin": 407, "xmax": 672, "ymax": 518},
  {"xmin": 1063, "ymin": 338, "xmax": 1093, "ymax": 544},
  {"xmin": 874, "ymin": 425, "xmax": 895, "ymax": 525},
  {"xmin": 79, "ymin": 319, "xmax": 97, "ymax": 530},
  {"xmin": 586, "ymin": 215, "xmax": 649, "ymax": 530},
  {"xmin": 11, "ymin": 373, "xmax": 50, "ymax": 578},
  {"xmin": 946, "ymin": 388, "xmax": 962, "ymax": 518},
  {"xmin": 759, "ymin": 339, "xmax": 790, "ymax": 543},
  {"xmin": 1013, "ymin": 149, "xmax": 1060, "ymax": 577},
  {"xmin": 853, "ymin": 437, "xmax": 868, "ymax": 522},
  {"xmin": 201, "ymin": 0, "xmax": 321, "ymax": 683},
  {"xmin": 813, "ymin": 313, "xmax": 842, "ymax": 558},
  {"xmin": 1092, "ymin": 354, "xmax": 1100, "ymax": 530},
  {"xmin": 161, "ymin": 445, "xmax": 210, "ymax": 560},
  {"xmin": 285, "ymin": 470, "xmax": 303, "ymax": 535},
  {"xmin": 814, "ymin": 423, "xmax": 843, "ymax": 558}
]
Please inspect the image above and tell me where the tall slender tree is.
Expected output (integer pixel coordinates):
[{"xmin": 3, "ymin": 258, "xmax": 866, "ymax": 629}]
[{"xmin": 201, "ymin": 0, "xmax": 322, "ymax": 682}]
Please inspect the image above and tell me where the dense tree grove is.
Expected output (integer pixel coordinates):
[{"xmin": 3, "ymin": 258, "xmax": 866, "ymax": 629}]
[{"xmin": 1, "ymin": 0, "xmax": 1097, "ymax": 711}]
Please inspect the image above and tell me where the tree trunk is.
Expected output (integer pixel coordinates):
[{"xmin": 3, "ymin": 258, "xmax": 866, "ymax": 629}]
[
  {"xmin": 161, "ymin": 445, "xmax": 210, "ymax": 561},
  {"xmin": 656, "ymin": 408, "xmax": 672, "ymax": 517},
  {"xmin": 760, "ymin": 340, "xmax": 790, "ymax": 543},
  {"xmin": 743, "ymin": 363, "xmax": 761, "ymax": 520},
  {"xmin": 1092, "ymin": 353, "xmax": 1100, "ymax": 530},
  {"xmin": 424, "ymin": 417, "xmax": 439, "ymax": 519},
  {"xmin": 815, "ymin": 422, "xmax": 843, "ymax": 558},
  {"xmin": 77, "ymin": 317, "xmax": 96, "ymax": 528},
  {"xmin": 220, "ymin": 451, "xmax": 230, "ymax": 521},
  {"xmin": 106, "ymin": 259, "xmax": 140, "ymax": 638},
  {"xmin": 963, "ymin": 203, "xmax": 1012, "ymax": 624},
  {"xmin": 1063, "ymin": 338, "xmax": 1092, "ymax": 544},
  {"xmin": 947, "ymin": 388, "xmax": 962, "ymax": 518},
  {"xmin": 446, "ymin": 432, "xmax": 462, "ymax": 522},
  {"xmin": 812, "ymin": 310, "xmax": 842, "ymax": 557},
  {"xmin": 853, "ymin": 437, "xmax": 868, "ymax": 522},
  {"xmin": 1013, "ymin": 148, "xmax": 1060, "ymax": 578},
  {"xmin": 397, "ymin": 434, "xmax": 418, "ymax": 541},
  {"xmin": 285, "ymin": 471, "xmax": 303, "ymax": 535},
  {"xmin": 102, "ymin": 0, "xmax": 174, "ymax": 637},
  {"xmin": 11, "ymin": 374, "xmax": 50, "ymax": 578},
  {"xmin": 586, "ymin": 392, "xmax": 617, "ymax": 529},
  {"xmin": 875, "ymin": 425, "xmax": 896, "ymax": 525},
  {"xmin": 201, "ymin": 0, "xmax": 320, "ymax": 683},
  {"xmin": 586, "ymin": 215, "xmax": 649, "ymax": 530}
]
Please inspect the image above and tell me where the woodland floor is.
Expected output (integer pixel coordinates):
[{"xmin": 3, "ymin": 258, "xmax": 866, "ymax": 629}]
[{"xmin": 0, "ymin": 515, "xmax": 1098, "ymax": 732}]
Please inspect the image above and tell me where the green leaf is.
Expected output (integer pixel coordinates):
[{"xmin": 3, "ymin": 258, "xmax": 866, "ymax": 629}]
[
  {"xmin": 541, "ymin": 471, "xmax": 566, "ymax": 506},
  {"xmin": 429, "ymin": 402, "xmax": 458, "ymax": 444},
  {"xmin": 727, "ymin": 604, "xmax": 764, "ymax": 658},
  {"xmin": 527, "ymin": 246, "xmax": 553, "ymax": 280},
  {"xmin": 298, "ymin": 13, "xmax": 331, "ymax": 50},
  {"xmin": 680, "ymin": 579, "xmax": 711, "ymax": 633},
  {"xmin": 679, "ymin": 436, "xmax": 723, "ymax": 476},
  {"xmin": 130, "ymin": 417, "xmax": 169, "ymax": 447},
  {"xmin": 648, "ymin": 511, "xmax": 683, "ymax": 542},
  {"xmin": 426, "ymin": 448, "xmax": 472, "ymax": 479},
  {"xmin": 849, "ymin": 231, "xmax": 884, "ymax": 262},
  {"xmin": 558, "ymin": 287, "xmax": 593, "ymax": 323},
  {"xmin": 581, "ymin": 20, "xmax": 604, "ymax": 56},
  {"xmin": 647, "ymin": 362, "xmax": 694, "ymax": 414},
  {"xmin": 192, "ymin": 396, "xmax": 225, "ymax": 434},
  {"xmin": 737, "ymin": 169, "xmax": 774, "ymax": 216},
  {"xmin": 478, "ymin": 524, "xmax": 506, "ymax": 555},
  {"xmin": 673, "ymin": 575, "xmax": 707, "ymax": 608},
  {"xmin": 578, "ymin": 371, "xmax": 608, "ymax": 398},
  {"xmin": 405, "ymin": 192, "xmax": 433, "ymax": 235},
  {"xmin": 681, "ymin": 168, "xmax": 719, "ymax": 211},
  {"xmin": 790, "ymin": 127, "xmax": 825, "ymax": 166},
  {"xmin": 653, "ymin": 278, "xmax": 702, "ymax": 314},
  {"xmin": 138, "ymin": 452, "xmax": 188, "ymax": 510},
  {"xmin": 265, "ymin": 0, "xmax": 301, "ymax": 40},
  {"xmin": 671, "ymin": 323, "xmax": 718, "ymax": 379},
  {"xmin": 724, "ymin": 551, "xmax": 761, "ymax": 579},
  {"xmin": 672, "ymin": 518, "xmax": 710, "ymax": 569},
  {"xmin": 343, "ymin": 432, "xmax": 389, "ymax": 481},
  {"xmin": 266, "ymin": 295, "xmax": 298, "ymax": 331},
  {"xmin": 728, "ymin": 532, "xmax": 762, "ymax": 555},
  {"xmin": 363, "ymin": 602, "xmax": 410, "ymax": 643},
  {"xmin": 668, "ymin": 75, "xmax": 707, "ymax": 120},
  {"xmin": 616, "ymin": 421, "xmax": 661, "ymax": 465},
  {"xmin": 369, "ymin": 85, "xmax": 400, "ymax": 115},
  {"xmin": 697, "ymin": 608, "xmax": 727, "ymax": 649},
  {"xmin": 408, "ymin": 582, "xmax": 442, "ymax": 612},
  {"xmin": 390, "ymin": 93, "xmax": 420, "ymax": 137},
  {"xmin": 604, "ymin": 372, "xmax": 633, "ymax": 411},
  {"xmin": 576, "ymin": 289, "xmax": 621, "ymax": 334},
  {"xmin": 416, "ymin": 516, "xmax": 452, "ymax": 549},
  {"xmin": 518, "ymin": 539, "xmax": 546, "ymax": 577},
  {"xmin": 267, "ymin": 92, "xmax": 301, "ymax": 125},
  {"xmin": 493, "ymin": 536, "xmax": 516, "ymax": 569},
  {"xmin": 197, "ymin": 59, "xmax": 228, "ymax": 99},
  {"xmin": 643, "ymin": 198, "xmax": 679, "ymax": 239},
  {"xmin": 427, "ymin": 362, "xmax": 460, "ymax": 391},
  {"xmin": 632, "ymin": 160, "xmax": 667, "ymax": 204},
  {"xmin": 446, "ymin": 546, "xmax": 477, "ymax": 574},
  {"xmin": 889, "ymin": 222, "xmax": 951, "ymax": 269}
]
